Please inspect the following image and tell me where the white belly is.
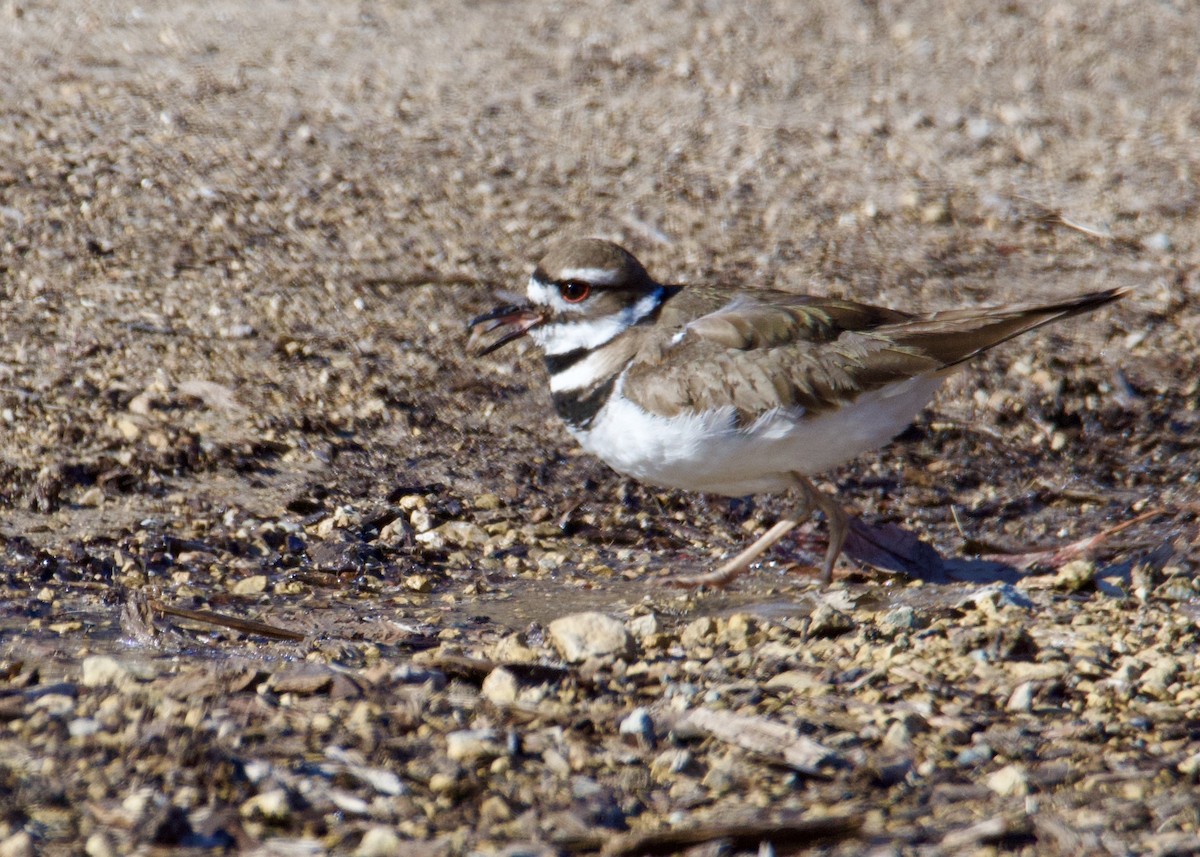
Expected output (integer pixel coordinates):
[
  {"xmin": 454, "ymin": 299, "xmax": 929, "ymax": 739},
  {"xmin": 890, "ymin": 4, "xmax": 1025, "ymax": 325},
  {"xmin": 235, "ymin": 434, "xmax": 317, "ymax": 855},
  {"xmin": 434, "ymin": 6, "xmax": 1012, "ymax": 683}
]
[{"xmin": 570, "ymin": 375, "xmax": 945, "ymax": 496}]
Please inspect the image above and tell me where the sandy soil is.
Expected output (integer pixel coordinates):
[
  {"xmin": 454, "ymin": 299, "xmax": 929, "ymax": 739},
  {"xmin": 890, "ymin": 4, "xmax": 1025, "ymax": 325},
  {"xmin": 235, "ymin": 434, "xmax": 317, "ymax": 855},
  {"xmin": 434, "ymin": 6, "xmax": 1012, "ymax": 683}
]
[{"xmin": 1, "ymin": 1, "xmax": 1198, "ymax": 854}]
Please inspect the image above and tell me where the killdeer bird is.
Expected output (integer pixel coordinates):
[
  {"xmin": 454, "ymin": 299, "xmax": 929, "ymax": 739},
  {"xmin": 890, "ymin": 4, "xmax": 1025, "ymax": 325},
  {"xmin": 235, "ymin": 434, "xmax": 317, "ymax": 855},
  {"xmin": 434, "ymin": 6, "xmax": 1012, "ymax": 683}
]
[{"xmin": 469, "ymin": 238, "xmax": 1125, "ymax": 587}]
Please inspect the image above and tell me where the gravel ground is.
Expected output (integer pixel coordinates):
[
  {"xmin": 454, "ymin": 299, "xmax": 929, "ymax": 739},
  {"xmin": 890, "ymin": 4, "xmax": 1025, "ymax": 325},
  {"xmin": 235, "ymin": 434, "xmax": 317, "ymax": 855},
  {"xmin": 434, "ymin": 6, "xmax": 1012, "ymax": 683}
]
[{"xmin": 1, "ymin": 1, "xmax": 1199, "ymax": 854}]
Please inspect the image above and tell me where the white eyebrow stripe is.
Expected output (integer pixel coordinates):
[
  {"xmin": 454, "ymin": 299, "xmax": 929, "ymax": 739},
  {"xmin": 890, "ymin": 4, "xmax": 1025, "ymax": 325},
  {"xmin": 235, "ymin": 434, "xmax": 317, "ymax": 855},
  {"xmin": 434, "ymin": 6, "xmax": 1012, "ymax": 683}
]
[{"xmin": 557, "ymin": 266, "xmax": 622, "ymax": 285}]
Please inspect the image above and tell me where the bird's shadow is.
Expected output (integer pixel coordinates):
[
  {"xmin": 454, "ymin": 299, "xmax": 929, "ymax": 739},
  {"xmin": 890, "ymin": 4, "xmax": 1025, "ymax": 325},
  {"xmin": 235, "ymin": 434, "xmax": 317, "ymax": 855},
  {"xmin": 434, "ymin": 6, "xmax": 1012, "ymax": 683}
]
[
  {"xmin": 842, "ymin": 517, "xmax": 1140, "ymax": 591},
  {"xmin": 843, "ymin": 517, "xmax": 1001, "ymax": 584},
  {"xmin": 840, "ymin": 518, "xmax": 1185, "ymax": 597}
]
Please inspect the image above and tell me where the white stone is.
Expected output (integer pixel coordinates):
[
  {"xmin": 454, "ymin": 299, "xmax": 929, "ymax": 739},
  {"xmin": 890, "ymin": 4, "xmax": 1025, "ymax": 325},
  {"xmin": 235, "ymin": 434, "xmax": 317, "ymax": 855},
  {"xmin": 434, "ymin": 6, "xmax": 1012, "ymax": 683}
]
[
  {"xmin": 626, "ymin": 613, "xmax": 659, "ymax": 640},
  {"xmin": 81, "ymin": 655, "xmax": 131, "ymax": 688},
  {"xmin": 240, "ymin": 789, "xmax": 291, "ymax": 821},
  {"xmin": 548, "ymin": 612, "xmax": 631, "ymax": 663},
  {"xmin": 0, "ymin": 832, "xmax": 34, "ymax": 857},
  {"xmin": 481, "ymin": 667, "xmax": 519, "ymax": 705},
  {"xmin": 986, "ymin": 764, "xmax": 1029, "ymax": 796},
  {"xmin": 618, "ymin": 707, "xmax": 656, "ymax": 749},
  {"xmin": 445, "ymin": 728, "xmax": 502, "ymax": 762},
  {"xmin": 354, "ymin": 826, "xmax": 404, "ymax": 857},
  {"xmin": 1006, "ymin": 681, "xmax": 1035, "ymax": 712}
]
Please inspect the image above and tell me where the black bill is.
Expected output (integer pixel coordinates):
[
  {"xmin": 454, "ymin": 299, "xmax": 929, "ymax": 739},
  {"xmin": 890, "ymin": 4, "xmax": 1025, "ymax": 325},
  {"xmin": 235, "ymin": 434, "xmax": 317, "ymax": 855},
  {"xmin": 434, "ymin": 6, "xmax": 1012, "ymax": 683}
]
[{"xmin": 467, "ymin": 304, "xmax": 546, "ymax": 356}]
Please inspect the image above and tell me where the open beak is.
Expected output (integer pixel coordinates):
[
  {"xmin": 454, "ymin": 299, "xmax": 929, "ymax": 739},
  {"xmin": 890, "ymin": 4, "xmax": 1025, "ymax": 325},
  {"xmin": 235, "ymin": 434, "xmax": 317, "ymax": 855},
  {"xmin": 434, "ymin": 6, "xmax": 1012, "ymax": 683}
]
[{"xmin": 467, "ymin": 303, "xmax": 546, "ymax": 356}]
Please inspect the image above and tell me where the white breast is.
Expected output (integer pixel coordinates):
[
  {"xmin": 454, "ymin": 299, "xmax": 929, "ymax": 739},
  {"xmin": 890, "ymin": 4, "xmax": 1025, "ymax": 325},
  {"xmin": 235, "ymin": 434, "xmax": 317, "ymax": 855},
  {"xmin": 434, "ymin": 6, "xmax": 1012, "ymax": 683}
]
[{"xmin": 570, "ymin": 374, "xmax": 946, "ymax": 496}]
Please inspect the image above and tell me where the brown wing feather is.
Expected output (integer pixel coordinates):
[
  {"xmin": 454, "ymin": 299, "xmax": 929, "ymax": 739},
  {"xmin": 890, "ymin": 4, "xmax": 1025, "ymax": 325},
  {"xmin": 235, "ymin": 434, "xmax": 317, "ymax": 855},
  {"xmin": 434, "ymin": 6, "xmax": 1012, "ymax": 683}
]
[
  {"xmin": 623, "ymin": 287, "xmax": 1125, "ymax": 421},
  {"xmin": 672, "ymin": 293, "xmax": 912, "ymax": 350},
  {"xmin": 625, "ymin": 288, "xmax": 938, "ymax": 420},
  {"xmin": 625, "ymin": 332, "xmax": 941, "ymax": 419}
]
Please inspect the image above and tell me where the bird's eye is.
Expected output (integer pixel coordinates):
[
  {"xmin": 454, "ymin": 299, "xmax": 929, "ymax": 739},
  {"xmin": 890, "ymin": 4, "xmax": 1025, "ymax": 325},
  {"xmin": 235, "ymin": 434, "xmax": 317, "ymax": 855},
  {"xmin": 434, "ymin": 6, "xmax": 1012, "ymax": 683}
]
[{"xmin": 559, "ymin": 280, "xmax": 591, "ymax": 303}]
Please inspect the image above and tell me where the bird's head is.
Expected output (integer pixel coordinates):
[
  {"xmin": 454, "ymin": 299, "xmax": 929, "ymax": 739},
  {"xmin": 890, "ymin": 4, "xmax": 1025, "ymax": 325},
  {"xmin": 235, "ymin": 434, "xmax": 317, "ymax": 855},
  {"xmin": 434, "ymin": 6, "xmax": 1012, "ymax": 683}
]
[{"xmin": 468, "ymin": 238, "xmax": 665, "ymax": 357}]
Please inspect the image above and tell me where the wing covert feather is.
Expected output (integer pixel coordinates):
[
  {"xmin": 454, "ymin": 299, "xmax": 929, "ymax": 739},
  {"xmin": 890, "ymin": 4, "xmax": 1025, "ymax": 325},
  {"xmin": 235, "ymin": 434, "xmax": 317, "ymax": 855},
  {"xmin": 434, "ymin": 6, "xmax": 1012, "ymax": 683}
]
[
  {"xmin": 623, "ymin": 332, "xmax": 940, "ymax": 420},
  {"xmin": 678, "ymin": 296, "xmax": 912, "ymax": 350}
]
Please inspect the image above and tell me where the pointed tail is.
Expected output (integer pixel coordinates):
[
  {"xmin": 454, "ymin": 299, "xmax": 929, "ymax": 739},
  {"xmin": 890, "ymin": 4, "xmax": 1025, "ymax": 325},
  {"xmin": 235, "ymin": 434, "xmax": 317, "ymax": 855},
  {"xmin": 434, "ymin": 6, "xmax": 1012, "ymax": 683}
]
[{"xmin": 888, "ymin": 286, "xmax": 1128, "ymax": 367}]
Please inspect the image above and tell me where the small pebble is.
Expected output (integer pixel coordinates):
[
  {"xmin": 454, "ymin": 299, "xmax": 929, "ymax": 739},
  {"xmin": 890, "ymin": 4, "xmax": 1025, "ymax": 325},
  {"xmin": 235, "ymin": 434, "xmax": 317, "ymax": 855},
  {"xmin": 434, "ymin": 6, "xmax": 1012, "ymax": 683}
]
[
  {"xmin": 626, "ymin": 613, "xmax": 659, "ymax": 640},
  {"xmin": 880, "ymin": 605, "xmax": 920, "ymax": 629},
  {"xmin": 956, "ymin": 744, "xmax": 994, "ymax": 767},
  {"xmin": 548, "ymin": 612, "xmax": 631, "ymax": 663},
  {"xmin": 479, "ymin": 794, "xmax": 512, "ymax": 825},
  {"xmin": 883, "ymin": 719, "xmax": 914, "ymax": 749},
  {"xmin": 1177, "ymin": 752, "xmax": 1200, "ymax": 777},
  {"xmin": 618, "ymin": 707, "xmax": 656, "ymax": 750},
  {"xmin": 68, "ymin": 717, "xmax": 101, "ymax": 737},
  {"xmin": 986, "ymin": 764, "xmax": 1029, "ymax": 796},
  {"xmin": 421, "ymin": 521, "xmax": 488, "ymax": 548},
  {"xmin": 329, "ymin": 790, "xmax": 371, "ymax": 816},
  {"xmin": 966, "ymin": 116, "xmax": 992, "ymax": 140},
  {"xmin": 1142, "ymin": 232, "xmax": 1172, "ymax": 252},
  {"xmin": 355, "ymin": 827, "xmax": 403, "ymax": 857},
  {"xmin": 1139, "ymin": 659, "xmax": 1179, "ymax": 698},
  {"xmin": 680, "ymin": 617, "xmax": 715, "ymax": 646},
  {"xmin": 240, "ymin": 789, "xmax": 291, "ymax": 821},
  {"xmin": 81, "ymin": 655, "xmax": 131, "ymax": 688},
  {"xmin": 230, "ymin": 574, "xmax": 268, "ymax": 595},
  {"xmin": 1006, "ymin": 681, "xmax": 1035, "ymax": 712},
  {"xmin": 445, "ymin": 728, "xmax": 502, "ymax": 762},
  {"xmin": 807, "ymin": 604, "xmax": 854, "ymax": 638},
  {"xmin": 84, "ymin": 832, "xmax": 117, "ymax": 857},
  {"xmin": 0, "ymin": 832, "xmax": 34, "ymax": 857},
  {"xmin": 481, "ymin": 667, "xmax": 519, "ymax": 705},
  {"xmin": 649, "ymin": 748, "xmax": 692, "ymax": 781},
  {"xmin": 116, "ymin": 418, "xmax": 140, "ymax": 441},
  {"xmin": 1053, "ymin": 560, "xmax": 1096, "ymax": 593}
]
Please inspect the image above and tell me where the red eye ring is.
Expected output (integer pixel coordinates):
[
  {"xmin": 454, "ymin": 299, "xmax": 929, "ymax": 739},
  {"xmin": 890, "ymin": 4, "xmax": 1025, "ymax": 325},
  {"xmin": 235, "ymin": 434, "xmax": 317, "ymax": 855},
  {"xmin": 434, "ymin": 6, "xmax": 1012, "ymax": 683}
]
[{"xmin": 559, "ymin": 280, "xmax": 591, "ymax": 303}]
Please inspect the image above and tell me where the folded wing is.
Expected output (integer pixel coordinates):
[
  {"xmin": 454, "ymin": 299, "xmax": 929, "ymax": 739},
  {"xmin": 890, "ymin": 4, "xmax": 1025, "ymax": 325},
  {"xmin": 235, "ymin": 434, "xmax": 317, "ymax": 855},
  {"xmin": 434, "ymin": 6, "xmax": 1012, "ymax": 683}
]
[{"xmin": 624, "ymin": 288, "xmax": 1125, "ymax": 422}]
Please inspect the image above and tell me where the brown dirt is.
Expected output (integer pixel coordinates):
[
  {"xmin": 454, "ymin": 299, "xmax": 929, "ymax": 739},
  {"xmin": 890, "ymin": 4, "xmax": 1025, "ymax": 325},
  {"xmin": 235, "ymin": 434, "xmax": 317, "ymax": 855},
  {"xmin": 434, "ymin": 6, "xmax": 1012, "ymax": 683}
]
[{"xmin": 1, "ymin": 1, "xmax": 1198, "ymax": 854}]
